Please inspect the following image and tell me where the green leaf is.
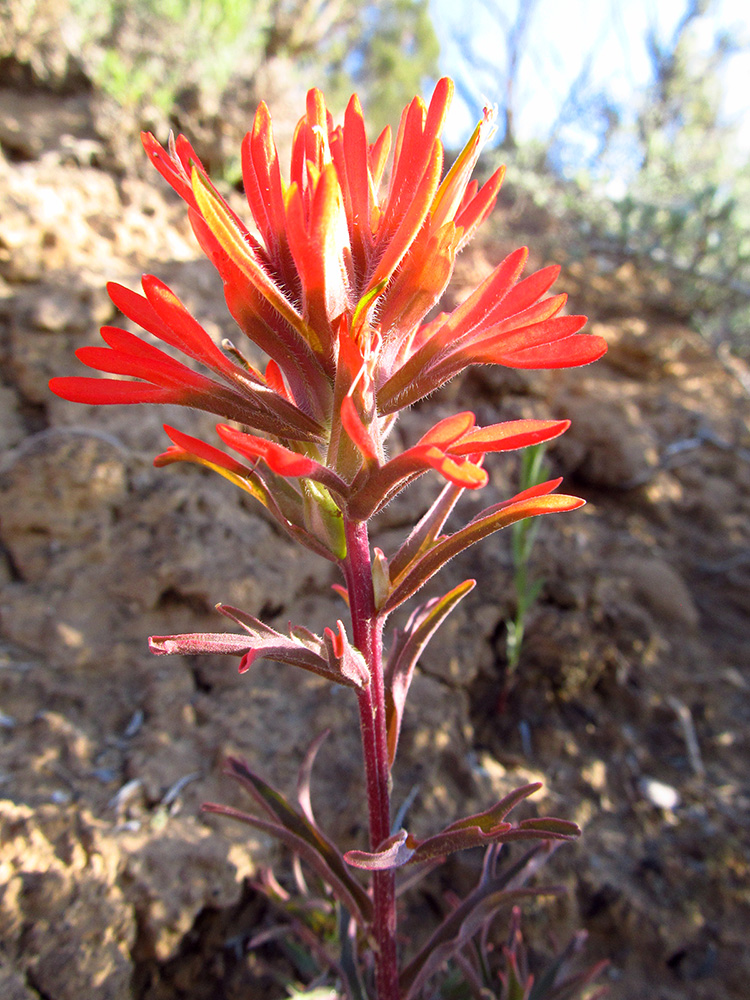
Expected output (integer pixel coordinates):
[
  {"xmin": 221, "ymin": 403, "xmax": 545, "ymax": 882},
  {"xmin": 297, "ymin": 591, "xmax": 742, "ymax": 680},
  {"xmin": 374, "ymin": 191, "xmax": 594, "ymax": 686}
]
[
  {"xmin": 302, "ymin": 481, "xmax": 348, "ymax": 560},
  {"xmin": 352, "ymin": 277, "xmax": 388, "ymax": 331},
  {"xmin": 446, "ymin": 784, "xmax": 543, "ymax": 834}
]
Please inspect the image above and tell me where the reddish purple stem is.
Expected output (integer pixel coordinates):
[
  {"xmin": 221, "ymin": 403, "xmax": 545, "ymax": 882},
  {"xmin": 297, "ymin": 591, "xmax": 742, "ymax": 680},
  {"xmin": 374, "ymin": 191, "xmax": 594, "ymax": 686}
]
[{"xmin": 344, "ymin": 518, "xmax": 400, "ymax": 1000}]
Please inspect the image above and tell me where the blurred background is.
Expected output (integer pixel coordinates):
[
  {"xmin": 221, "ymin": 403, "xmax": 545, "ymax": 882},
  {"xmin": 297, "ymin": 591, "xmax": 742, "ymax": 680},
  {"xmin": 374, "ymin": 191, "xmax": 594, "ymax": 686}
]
[{"xmin": 3, "ymin": 0, "xmax": 748, "ymax": 354}]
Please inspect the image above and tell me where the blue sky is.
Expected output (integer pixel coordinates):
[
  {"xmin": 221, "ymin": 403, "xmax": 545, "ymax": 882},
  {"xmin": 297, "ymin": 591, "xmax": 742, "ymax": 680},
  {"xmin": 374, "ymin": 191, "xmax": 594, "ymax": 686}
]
[{"xmin": 430, "ymin": 0, "xmax": 750, "ymax": 164}]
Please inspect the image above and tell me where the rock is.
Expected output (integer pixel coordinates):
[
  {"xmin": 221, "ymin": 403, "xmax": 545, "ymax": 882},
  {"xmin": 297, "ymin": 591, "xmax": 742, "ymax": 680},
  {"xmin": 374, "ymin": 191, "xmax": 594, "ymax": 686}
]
[
  {"xmin": 406, "ymin": 598, "xmax": 496, "ymax": 687},
  {"xmin": 1, "ymin": 83, "xmax": 749, "ymax": 1000},
  {"xmin": 0, "ymin": 89, "xmax": 98, "ymax": 160},
  {"xmin": 639, "ymin": 777, "xmax": 680, "ymax": 810},
  {"xmin": 555, "ymin": 390, "xmax": 659, "ymax": 489},
  {"xmin": 392, "ymin": 671, "xmax": 476, "ymax": 828},
  {"xmin": 0, "ymin": 0, "xmax": 86, "ymax": 91},
  {"xmin": 0, "ymin": 159, "xmax": 196, "ymax": 285},
  {"xmin": 118, "ymin": 817, "xmax": 253, "ymax": 961},
  {"xmin": 0, "ymin": 387, "xmax": 26, "ymax": 453},
  {"xmin": 596, "ymin": 317, "xmax": 675, "ymax": 379},
  {"xmin": 30, "ymin": 287, "xmax": 97, "ymax": 333},
  {"xmin": 620, "ymin": 556, "xmax": 700, "ymax": 631},
  {"xmin": 0, "ymin": 430, "xmax": 129, "ymax": 582},
  {"xmin": 0, "ymin": 803, "xmax": 135, "ymax": 1000},
  {"xmin": 0, "ymin": 964, "xmax": 37, "ymax": 1000},
  {"xmin": 0, "ymin": 434, "xmax": 326, "ymax": 702}
]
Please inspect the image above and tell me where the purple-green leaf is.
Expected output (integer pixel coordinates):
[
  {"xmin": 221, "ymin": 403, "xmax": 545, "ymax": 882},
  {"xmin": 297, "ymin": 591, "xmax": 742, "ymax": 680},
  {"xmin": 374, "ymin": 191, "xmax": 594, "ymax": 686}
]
[
  {"xmin": 400, "ymin": 885, "xmax": 556, "ymax": 1000},
  {"xmin": 385, "ymin": 579, "xmax": 475, "ymax": 765},
  {"xmin": 383, "ymin": 482, "xmax": 584, "ymax": 613},
  {"xmin": 344, "ymin": 829, "xmax": 416, "ymax": 870},
  {"xmin": 446, "ymin": 782, "xmax": 543, "ymax": 833},
  {"xmin": 150, "ymin": 604, "xmax": 369, "ymax": 690},
  {"xmin": 342, "ymin": 783, "xmax": 579, "ymax": 872},
  {"xmin": 203, "ymin": 801, "xmax": 371, "ymax": 926},
  {"xmin": 388, "ymin": 479, "xmax": 465, "ymax": 583},
  {"xmin": 296, "ymin": 729, "xmax": 329, "ymax": 826},
  {"xmin": 210, "ymin": 757, "xmax": 373, "ymax": 925},
  {"xmin": 398, "ymin": 843, "xmax": 564, "ymax": 1000},
  {"xmin": 515, "ymin": 816, "xmax": 581, "ymax": 838}
]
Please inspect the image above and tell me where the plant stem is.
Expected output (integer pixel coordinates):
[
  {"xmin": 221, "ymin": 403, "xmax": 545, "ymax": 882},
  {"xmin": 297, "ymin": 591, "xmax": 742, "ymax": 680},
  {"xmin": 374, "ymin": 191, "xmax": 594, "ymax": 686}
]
[{"xmin": 344, "ymin": 518, "xmax": 400, "ymax": 1000}]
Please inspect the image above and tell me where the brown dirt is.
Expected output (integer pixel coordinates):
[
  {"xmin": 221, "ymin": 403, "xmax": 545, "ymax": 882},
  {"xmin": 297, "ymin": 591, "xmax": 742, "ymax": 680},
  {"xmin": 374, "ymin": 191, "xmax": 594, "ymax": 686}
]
[{"xmin": 1, "ymin": 76, "xmax": 749, "ymax": 1000}]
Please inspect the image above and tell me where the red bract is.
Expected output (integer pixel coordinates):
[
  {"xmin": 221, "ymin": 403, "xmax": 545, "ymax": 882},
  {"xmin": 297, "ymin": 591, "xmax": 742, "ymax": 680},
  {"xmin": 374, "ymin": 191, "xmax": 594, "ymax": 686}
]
[
  {"xmin": 51, "ymin": 78, "xmax": 605, "ymax": 545},
  {"xmin": 51, "ymin": 276, "xmax": 325, "ymax": 440}
]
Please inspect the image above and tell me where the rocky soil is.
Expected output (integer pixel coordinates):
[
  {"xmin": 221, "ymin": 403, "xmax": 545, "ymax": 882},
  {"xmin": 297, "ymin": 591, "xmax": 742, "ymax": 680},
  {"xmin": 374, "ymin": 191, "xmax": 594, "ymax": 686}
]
[{"xmin": 1, "ymin": 57, "xmax": 750, "ymax": 1000}]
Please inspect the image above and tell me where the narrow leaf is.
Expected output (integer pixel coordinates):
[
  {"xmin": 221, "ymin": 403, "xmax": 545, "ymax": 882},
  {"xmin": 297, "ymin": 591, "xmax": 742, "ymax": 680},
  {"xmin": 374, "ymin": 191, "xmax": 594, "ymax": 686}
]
[
  {"xmin": 342, "ymin": 784, "xmax": 579, "ymax": 873},
  {"xmin": 203, "ymin": 801, "xmax": 371, "ymax": 926},
  {"xmin": 216, "ymin": 605, "xmax": 367, "ymax": 689},
  {"xmin": 385, "ymin": 580, "xmax": 475, "ymax": 765},
  {"xmin": 388, "ymin": 480, "xmax": 465, "ymax": 582},
  {"xmin": 297, "ymin": 730, "xmax": 330, "ymax": 826},
  {"xmin": 218, "ymin": 758, "xmax": 372, "ymax": 925},
  {"xmin": 384, "ymin": 487, "xmax": 584, "ymax": 613},
  {"xmin": 400, "ymin": 886, "xmax": 556, "ymax": 1000},
  {"xmin": 446, "ymin": 783, "xmax": 543, "ymax": 834},
  {"xmin": 344, "ymin": 829, "xmax": 416, "ymax": 870}
]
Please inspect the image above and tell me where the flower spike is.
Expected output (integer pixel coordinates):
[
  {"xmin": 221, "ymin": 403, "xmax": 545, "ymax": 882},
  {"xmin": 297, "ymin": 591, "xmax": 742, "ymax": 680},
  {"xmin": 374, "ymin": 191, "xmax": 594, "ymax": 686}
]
[{"xmin": 53, "ymin": 78, "xmax": 606, "ymax": 527}]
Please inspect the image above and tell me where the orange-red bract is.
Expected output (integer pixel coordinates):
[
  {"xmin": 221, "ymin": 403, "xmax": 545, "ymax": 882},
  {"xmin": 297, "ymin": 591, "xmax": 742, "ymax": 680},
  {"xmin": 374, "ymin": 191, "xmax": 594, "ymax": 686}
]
[{"xmin": 50, "ymin": 78, "xmax": 606, "ymax": 548}]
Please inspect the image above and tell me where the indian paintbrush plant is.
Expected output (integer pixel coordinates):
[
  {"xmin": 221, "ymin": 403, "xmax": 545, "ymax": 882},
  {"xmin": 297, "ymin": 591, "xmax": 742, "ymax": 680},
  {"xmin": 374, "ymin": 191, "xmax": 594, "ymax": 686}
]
[{"xmin": 50, "ymin": 78, "xmax": 608, "ymax": 999}]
